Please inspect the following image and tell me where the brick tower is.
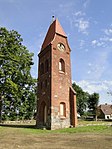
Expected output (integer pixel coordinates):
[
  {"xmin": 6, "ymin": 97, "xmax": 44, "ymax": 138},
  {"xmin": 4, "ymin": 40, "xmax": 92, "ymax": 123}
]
[{"xmin": 36, "ymin": 18, "xmax": 77, "ymax": 130}]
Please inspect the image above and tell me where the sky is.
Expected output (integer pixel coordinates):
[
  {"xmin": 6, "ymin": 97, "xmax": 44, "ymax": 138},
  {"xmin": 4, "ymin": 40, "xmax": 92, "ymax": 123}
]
[{"xmin": 0, "ymin": 0, "xmax": 112, "ymax": 104}]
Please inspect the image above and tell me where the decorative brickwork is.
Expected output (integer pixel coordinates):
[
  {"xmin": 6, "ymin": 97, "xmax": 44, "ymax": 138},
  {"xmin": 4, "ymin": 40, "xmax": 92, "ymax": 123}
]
[{"xmin": 36, "ymin": 19, "xmax": 77, "ymax": 130}]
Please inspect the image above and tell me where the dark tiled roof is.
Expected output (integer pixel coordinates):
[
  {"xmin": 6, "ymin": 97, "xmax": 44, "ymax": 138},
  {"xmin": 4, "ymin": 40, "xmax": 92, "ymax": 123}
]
[
  {"xmin": 99, "ymin": 104, "xmax": 112, "ymax": 115},
  {"xmin": 41, "ymin": 19, "xmax": 67, "ymax": 50}
]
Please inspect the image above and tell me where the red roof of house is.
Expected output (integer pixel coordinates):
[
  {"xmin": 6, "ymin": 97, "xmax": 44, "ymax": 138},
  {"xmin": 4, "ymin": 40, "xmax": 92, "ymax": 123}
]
[
  {"xmin": 99, "ymin": 104, "xmax": 112, "ymax": 115},
  {"xmin": 41, "ymin": 19, "xmax": 67, "ymax": 50}
]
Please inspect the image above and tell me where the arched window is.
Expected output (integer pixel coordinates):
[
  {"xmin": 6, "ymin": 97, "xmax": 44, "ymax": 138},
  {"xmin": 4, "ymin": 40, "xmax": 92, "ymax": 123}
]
[
  {"xmin": 45, "ymin": 59, "xmax": 49, "ymax": 72},
  {"xmin": 60, "ymin": 102, "xmax": 66, "ymax": 117},
  {"xmin": 40, "ymin": 63, "xmax": 44, "ymax": 75},
  {"xmin": 59, "ymin": 59, "xmax": 65, "ymax": 72},
  {"xmin": 39, "ymin": 101, "xmax": 47, "ymax": 125}
]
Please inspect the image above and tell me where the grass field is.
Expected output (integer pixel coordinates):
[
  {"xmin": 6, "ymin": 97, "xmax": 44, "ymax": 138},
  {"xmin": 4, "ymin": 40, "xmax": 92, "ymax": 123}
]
[{"xmin": 0, "ymin": 120, "xmax": 112, "ymax": 149}]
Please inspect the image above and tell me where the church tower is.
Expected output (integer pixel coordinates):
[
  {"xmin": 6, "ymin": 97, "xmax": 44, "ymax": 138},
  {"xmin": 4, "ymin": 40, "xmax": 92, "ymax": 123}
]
[{"xmin": 37, "ymin": 18, "xmax": 77, "ymax": 130}]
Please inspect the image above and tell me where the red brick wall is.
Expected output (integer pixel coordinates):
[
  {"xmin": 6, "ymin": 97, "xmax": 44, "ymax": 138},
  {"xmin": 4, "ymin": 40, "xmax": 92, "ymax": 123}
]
[
  {"xmin": 37, "ymin": 45, "xmax": 52, "ymax": 128},
  {"xmin": 37, "ymin": 33, "xmax": 77, "ymax": 129},
  {"xmin": 50, "ymin": 34, "xmax": 72, "ymax": 129}
]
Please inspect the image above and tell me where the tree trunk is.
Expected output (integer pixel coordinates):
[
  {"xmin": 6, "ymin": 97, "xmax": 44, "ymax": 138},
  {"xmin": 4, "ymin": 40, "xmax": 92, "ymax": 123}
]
[{"xmin": 95, "ymin": 115, "xmax": 97, "ymax": 121}]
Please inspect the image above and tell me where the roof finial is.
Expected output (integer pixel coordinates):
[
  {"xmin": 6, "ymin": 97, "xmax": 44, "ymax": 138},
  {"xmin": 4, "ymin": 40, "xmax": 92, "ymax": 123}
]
[{"xmin": 52, "ymin": 16, "xmax": 55, "ymax": 22}]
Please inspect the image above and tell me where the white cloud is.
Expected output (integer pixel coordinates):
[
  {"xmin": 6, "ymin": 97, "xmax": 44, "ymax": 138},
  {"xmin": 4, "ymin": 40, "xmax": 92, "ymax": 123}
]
[
  {"xmin": 79, "ymin": 40, "xmax": 85, "ymax": 48},
  {"xmin": 91, "ymin": 36, "xmax": 112, "ymax": 47},
  {"xmin": 88, "ymin": 63, "xmax": 92, "ymax": 66},
  {"xmin": 85, "ymin": 48, "xmax": 112, "ymax": 81},
  {"xmin": 76, "ymin": 80, "xmax": 112, "ymax": 104},
  {"xmin": 73, "ymin": 11, "xmax": 85, "ymax": 17},
  {"xmin": 91, "ymin": 39, "xmax": 105, "ymax": 47},
  {"xmin": 104, "ymin": 28, "xmax": 112, "ymax": 36},
  {"xmin": 74, "ymin": 18, "xmax": 89, "ymax": 34},
  {"xmin": 79, "ymin": 19, "xmax": 89, "ymax": 32},
  {"xmin": 87, "ymin": 70, "xmax": 91, "ymax": 74},
  {"xmin": 57, "ymin": 2, "xmax": 90, "ymax": 35},
  {"xmin": 97, "ymin": 42, "xmax": 104, "ymax": 47},
  {"xmin": 91, "ymin": 40, "xmax": 97, "ymax": 45},
  {"xmin": 100, "ymin": 36, "xmax": 112, "ymax": 42},
  {"xmin": 91, "ymin": 25, "xmax": 112, "ymax": 48}
]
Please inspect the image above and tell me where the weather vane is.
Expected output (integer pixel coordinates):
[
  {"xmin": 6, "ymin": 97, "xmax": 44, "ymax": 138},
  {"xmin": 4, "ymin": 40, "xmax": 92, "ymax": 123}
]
[{"xmin": 52, "ymin": 15, "xmax": 55, "ymax": 22}]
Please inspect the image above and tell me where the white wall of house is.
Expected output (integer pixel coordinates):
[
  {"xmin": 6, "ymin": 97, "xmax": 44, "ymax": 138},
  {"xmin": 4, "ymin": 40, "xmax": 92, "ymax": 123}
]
[{"xmin": 105, "ymin": 115, "xmax": 112, "ymax": 119}]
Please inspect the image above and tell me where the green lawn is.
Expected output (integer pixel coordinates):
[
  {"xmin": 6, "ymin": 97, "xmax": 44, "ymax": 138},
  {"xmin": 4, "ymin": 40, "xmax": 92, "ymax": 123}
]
[
  {"xmin": 0, "ymin": 121, "xmax": 112, "ymax": 149},
  {"xmin": 17, "ymin": 125, "xmax": 112, "ymax": 134}
]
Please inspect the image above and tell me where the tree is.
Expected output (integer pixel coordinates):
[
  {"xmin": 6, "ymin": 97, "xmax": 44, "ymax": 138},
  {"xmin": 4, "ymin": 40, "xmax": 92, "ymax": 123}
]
[
  {"xmin": 0, "ymin": 96, "xmax": 2, "ymax": 122},
  {"xmin": 72, "ymin": 82, "xmax": 89, "ymax": 116},
  {"xmin": 0, "ymin": 27, "xmax": 36, "ymax": 121},
  {"xmin": 87, "ymin": 93, "xmax": 99, "ymax": 121}
]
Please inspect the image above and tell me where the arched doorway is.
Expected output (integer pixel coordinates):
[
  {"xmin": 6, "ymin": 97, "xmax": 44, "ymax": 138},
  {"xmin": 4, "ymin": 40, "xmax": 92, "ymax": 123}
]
[{"xmin": 40, "ymin": 101, "xmax": 47, "ymax": 125}]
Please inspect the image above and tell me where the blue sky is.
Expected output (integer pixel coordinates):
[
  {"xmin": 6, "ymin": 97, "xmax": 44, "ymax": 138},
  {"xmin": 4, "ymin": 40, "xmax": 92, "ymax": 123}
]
[{"xmin": 0, "ymin": 0, "xmax": 112, "ymax": 104}]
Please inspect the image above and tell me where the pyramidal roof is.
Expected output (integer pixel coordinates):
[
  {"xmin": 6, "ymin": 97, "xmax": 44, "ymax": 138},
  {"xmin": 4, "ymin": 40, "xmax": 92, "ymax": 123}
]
[{"xmin": 41, "ymin": 19, "xmax": 67, "ymax": 50}]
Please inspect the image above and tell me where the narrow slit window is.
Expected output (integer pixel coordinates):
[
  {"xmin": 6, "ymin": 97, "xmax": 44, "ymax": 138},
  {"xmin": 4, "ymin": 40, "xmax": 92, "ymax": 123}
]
[{"xmin": 59, "ymin": 59, "xmax": 65, "ymax": 72}]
